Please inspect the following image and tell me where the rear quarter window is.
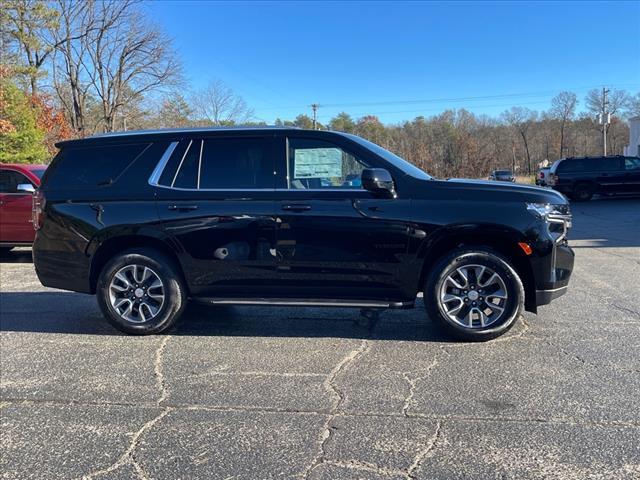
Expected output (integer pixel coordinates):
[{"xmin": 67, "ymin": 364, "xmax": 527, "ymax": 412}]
[{"xmin": 43, "ymin": 143, "xmax": 149, "ymax": 190}]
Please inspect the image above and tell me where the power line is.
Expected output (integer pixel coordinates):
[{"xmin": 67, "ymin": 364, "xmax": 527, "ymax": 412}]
[
  {"xmin": 315, "ymin": 99, "xmax": 553, "ymax": 121},
  {"xmin": 256, "ymin": 83, "xmax": 640, "ymax": 112}
]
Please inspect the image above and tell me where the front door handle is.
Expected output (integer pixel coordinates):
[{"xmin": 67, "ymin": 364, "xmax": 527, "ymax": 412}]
[
  {"xmin": 281, "ymin": 204, "xmax": 311, "ymax": 212},
  {"xmin": 168, "ymin": 204, "xmax": 199, "ymax": 212}
]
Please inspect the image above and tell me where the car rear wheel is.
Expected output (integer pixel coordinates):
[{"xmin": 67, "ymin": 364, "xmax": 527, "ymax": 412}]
[
  {"xmin": 96, "ymin": 248, "xmax": 186, "ymax": 335},
  {"xmin": 424, "ymin": 248, "xmax": 524, "ymax": 341},
  {"xmin": 571, "ymin": 182, "xmax": 595, "ymax": 201}
]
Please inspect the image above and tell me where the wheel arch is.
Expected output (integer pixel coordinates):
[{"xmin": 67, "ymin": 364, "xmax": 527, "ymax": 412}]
[
  {"xmin": 417, "ymin": 225, "xmax": 537, "ymax": 313},
  {"xmin": 88, "ymin": 234, "xmax": 187, "ymax": 295}
]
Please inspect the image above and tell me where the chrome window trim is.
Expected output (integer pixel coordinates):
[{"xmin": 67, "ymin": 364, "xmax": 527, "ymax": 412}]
[
  {"xmin": 149, "ymin": 184, "xmax": 369, "ymax": 192},
  {"xmin": 196, "ymin": 140, "xmax": 204, "ymax": 189},
  {"xmin": 171, "ymin": 139, "xmax": 194, "ymax": 188},
  {"xmin": 148, "ymin": 139, "xmax": 371, "ymax": 193},
  {"xmin": 148, "ymin": 141, "xmax": 179, "ymax": 186}
]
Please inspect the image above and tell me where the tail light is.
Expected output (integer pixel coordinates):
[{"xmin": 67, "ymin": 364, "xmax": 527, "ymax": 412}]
[
  {"xmin": 540, "ymin": 172, "xmax": 545, "ymax": 179},
  {"xmin": 32, "ymin": 189, "xmax": 45, "ymax": 230}
]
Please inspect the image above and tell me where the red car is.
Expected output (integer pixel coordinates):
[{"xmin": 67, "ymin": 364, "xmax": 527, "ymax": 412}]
[{"xmin": 0, "ymin": 164, "xmax": 47, "ymax": 252}]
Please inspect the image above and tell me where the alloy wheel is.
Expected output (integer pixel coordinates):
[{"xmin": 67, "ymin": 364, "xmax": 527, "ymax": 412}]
[
  {"xmin": 108, "ymin": 264, "xmax": 165, "ymax": 323},
  {"xmin": 438, "ymin": 264, "xmax": 508, "ymax": 329}
]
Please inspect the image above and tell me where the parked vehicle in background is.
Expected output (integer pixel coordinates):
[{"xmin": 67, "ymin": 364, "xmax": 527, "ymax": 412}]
[
  {"xmin": 488, "ymin": 169, "xmax": 515, "ymax": 182},
  {"xmin": 548, "ymin": 155, "xmax": 640, "ymax": 201},
  {"xmin": 536, "ymin": 167, "xmax": 551, "ymax": 186},
  {"xmin": 33, "ymin": 127, "xmax": 574, "ymax": 341},
  {"xmin": 0, "ymin": 164, "xmax": 46, "ymax": 252}
]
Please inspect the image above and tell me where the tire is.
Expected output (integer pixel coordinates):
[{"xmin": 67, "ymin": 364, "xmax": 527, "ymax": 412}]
[
  {"xmin": 424, "ymin": 247, "xmax": 524, "ymax": 341},
  {"xmin": 96, "ymin": 248, "xmax": 186, "ymax": 335},
  {"xmin": 571, "ymin": 182, "xmax": 594, "ymax": 201}
]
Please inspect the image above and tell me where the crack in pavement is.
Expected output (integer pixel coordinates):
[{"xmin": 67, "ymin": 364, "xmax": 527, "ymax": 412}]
[
  {"xmin": 80, "ymin": 335, "xmax": 174, "ymax": 480},
  {"xmin": 401, "ymin": 357, "xmax": 439, "ymax": 417},
  {"xmin": 406, "ymin": 421, "xmax": 442, "ymax": 479},
  {"xmin": 573, "ymin": 288, "xmax": 640, "ymax": 320},
  {"xmin": 544, "ymin": 339, "xmax": 640, "ymax": 375},
  {"xmin": 324, "ymin": 459, "xmax": 406, "ymax": 477},
  {"xmin": 300, "ymin": 340, "xmax": 371, "ymax": 479},
  {"xmin": 3, "ymin": 396, "xmax": 640, "ymax": 429}
]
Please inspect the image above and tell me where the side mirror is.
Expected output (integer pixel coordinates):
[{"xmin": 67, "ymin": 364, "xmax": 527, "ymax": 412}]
[
  {"xmin": 361, "ymin": 168, "xmax": 396, "ymax": 198},
  {"xmin": 16, "ymin": 183, "xmax": 35, "ymax": 194}
]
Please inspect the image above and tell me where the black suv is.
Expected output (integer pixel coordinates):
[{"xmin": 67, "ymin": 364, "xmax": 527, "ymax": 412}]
[
  {"xmin": 548, "ymin": 155, "xmax": 640, "ymax": 201},
  {"xmin": 33, "ymin": 128, "xmax": 574, "ymax": 340}
]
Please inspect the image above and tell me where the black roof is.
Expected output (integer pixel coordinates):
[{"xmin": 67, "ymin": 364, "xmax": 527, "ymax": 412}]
[{"xmin": 55, "ymin": 126, "xmax": 319, "ymax": 148}]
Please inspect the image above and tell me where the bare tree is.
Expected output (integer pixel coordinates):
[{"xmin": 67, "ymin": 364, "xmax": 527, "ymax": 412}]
[
  {"xmin": 50, "ymin": 0, "xmax": 94, "ymax": 134},
  {"xmin": 502, "ymin": 107, "xmax": 537, "ymax": 174},
  {"xmin": 550, "ymin": 91, "xmax": 577, "ymax": 158},
  {"xmin": 585, "ymin": 88, "xmax": 629, "ymax": 116},
  {"xmin": 2, "ymin": 0, "xmax": 95, "ymax": 95},
  {"xmin": 82, "ymin": 0, "xmax": 181, "ymax": 132},
  {"xmin": 192, "ymin": 79, "xmax": 253, "ymax": 126}
]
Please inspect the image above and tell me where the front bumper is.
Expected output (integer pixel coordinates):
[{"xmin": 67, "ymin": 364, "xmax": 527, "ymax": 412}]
[{"xmin": 535, "ymin": 285, "xmax": 568, "ymax": 306}]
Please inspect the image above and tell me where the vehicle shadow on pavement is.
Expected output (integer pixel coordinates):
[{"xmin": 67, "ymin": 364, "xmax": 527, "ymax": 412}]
[
  {"xmin": 0, "ymin": 291, "xmax": 456, "ymax": 342},
  {"xmin": 0, "ymin": 249, "xmax": 33, "ymax": 263}
]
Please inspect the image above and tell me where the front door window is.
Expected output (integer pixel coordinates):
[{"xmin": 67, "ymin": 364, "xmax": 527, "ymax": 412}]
[{"xmin": 287, "ymin": 138, "xmax": 368, "ymax": 189}]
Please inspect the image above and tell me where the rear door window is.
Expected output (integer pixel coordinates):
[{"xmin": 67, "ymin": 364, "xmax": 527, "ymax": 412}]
[
  {"xmin": 199, "ymin": 137, "xmax": 276, "ymax": 189},
  {"xmin": 45, "ymin": 143, "xmax": 149, "ymax": 189},
  {"xmin": 598, "ymin": 157, "xmax": 624, "ymax": 171}
]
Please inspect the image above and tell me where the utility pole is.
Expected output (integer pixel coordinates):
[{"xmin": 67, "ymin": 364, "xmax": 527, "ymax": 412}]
[
  {"xmin": 310, "ymin": 103, "xmax": 319, "ymax": 130},
  {"xmin": 598, "ymin": 87, "xmax": 610, "ymax": 156}
]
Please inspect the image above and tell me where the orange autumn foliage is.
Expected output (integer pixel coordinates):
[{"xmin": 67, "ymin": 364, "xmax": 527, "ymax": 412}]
[{"xmin": 29, "ymin": 93, "xmax": 75, "ymax": 154}]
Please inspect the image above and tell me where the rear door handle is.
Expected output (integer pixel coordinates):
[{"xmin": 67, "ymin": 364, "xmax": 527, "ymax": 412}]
[
  {"xmin": 168, "ymin": 204, "xmax": 199, "ymax": 212},
  {"xmin": 281, "ymin": 204, "xmax": 311, "ymax": 212}
]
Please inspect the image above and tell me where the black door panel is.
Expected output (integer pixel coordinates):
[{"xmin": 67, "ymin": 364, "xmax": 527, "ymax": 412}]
[
  {"xmin": 272, "ymin": 191, "xmax": 411, "ymax": 300},
  {"xmin": 158, "ymin": 194, "xmax": 278, "ymax": 296}
]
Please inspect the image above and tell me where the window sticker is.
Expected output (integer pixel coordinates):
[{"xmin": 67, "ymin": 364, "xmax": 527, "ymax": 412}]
[{"xmin": 294, "ymin": 148, "xmax": 343, "ymax": 179}]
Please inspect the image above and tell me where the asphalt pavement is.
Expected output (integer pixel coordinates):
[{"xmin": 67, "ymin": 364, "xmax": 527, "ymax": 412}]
[{"xmin": 1, "ymin": 196, "xmax": 639, "ymax": 479}]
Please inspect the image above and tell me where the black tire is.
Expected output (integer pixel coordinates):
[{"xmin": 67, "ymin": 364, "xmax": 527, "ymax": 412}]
[
  {"xmin": 571, "ymin": 182, "xmax": 594, "ymax": 201},
  {"xmin": 424, "ymin": 247, "xmax": 524, "ymax": 341},
  {"xmin": 96, "ymin": 248, "xmax": 186, "ymax": 335}
]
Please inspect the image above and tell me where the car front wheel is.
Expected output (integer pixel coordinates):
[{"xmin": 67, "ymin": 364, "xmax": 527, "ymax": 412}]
[
  {"xmin": 425, "ymin": 248, "xmax": 524, "ymax": 341},
  {"xmin": 571, "ymin": 182, "xmax": 595, "ymax": 201},
  {"xmin": 96, "ymin": 248, "xmax": 186, "ymax": 335}
]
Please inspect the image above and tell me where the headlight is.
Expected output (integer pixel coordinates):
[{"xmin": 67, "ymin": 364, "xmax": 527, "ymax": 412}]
[
  {"xmin": 526, "ymin": 203, "xmax": 572, "ymax": 243},
  {"xmin": 526, "ymin": 203, "xmax": 569, "ymax": 219}
]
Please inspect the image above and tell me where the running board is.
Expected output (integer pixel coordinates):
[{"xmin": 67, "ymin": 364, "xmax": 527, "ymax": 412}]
[{"xmin": 193, "ymin": 297, "xmax": 414, "ymax": 309}]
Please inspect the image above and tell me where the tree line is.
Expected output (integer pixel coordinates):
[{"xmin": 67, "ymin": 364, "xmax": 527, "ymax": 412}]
[{"xmin": 2, "ymin": 0, "xmax": 639, "ymax": 178}]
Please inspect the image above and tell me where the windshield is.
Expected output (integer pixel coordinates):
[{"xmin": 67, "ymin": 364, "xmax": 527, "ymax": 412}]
[
  {"xmin": 495, "ymin": 170, "xmax": 512, "ymax": 175},
  {"xmin": 342, "ymin": 133, "xmax": 433, "ymax": 180},
  {"xmin": 32, "ymin": 168, "xmax": 47, "ymax": 179}
]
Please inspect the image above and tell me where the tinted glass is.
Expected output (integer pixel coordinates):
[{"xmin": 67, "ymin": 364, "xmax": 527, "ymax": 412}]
[
  {"xmin": 598, "ymin": 157, "xmax": 623, "ymax": 171},
  {"xmin": 46, "ymin": 143, "xmax": 148, "ymax": 189},
  {"xmin": 557, "ymin": 159, "xmax": 586, "ymax": 172},
  {"xmin": 158, "ymin": 140, "xmax": 190, "ymax": 186},
  {"xmin": 32, "ymin": 168, "xmax": 47, "ymax": 179},
  {"xmin": 199, "ymin": 137, "xmax": 275, "ymax": 189},
  {"xmin": 0, "ymin": 170, "xmax": 31, "ymax": 193},
  {"xmin": 172, "ymin": 139, "xmax": 201, "ymax": 189},
  {"xmin": 625, "ymin": 157, "xmax": 640, "ymax": 171},
  {"xmin": 288, "ymin": 138, "xmax": 368, "ymax": 189},
  {"xmin": 343, "ymin": 133, "xmax": 432, "ymax": 180}
]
